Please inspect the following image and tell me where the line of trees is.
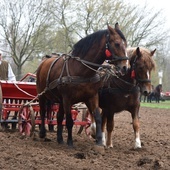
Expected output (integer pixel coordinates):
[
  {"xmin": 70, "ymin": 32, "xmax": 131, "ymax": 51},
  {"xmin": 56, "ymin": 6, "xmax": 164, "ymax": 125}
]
[{"xmin": 0, "ymin": 0, "xmax": 169, "ymax": 90}]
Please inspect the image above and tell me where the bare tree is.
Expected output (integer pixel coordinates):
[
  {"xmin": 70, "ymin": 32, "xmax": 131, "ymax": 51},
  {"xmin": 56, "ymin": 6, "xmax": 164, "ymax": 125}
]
[
  {"xmin": 46, "ymin": 0, "xmax": 170, "ymax": 91},
  {"xmin": 49, "ymin": 0, "xmax": 169, "ymax": 50},
  {"xmin": 0, "ymin": 0, "xmax": 169, "ymax": 84},
  {"xmin": 0, "ymin": 0, "xmax": 52, "ymax": 79}
]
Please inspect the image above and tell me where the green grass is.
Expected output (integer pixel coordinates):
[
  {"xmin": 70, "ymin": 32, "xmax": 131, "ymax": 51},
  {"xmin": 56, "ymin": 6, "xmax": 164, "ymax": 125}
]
[{"xmin": 140, "ymin": 100, "xmax": 170, "ymax": 109}]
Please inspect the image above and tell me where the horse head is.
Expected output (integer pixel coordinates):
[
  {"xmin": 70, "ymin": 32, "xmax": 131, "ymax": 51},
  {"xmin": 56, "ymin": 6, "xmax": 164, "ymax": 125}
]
[
  {"xmin": 106, "ymin": 23, "xmax": 130, "ymax": 75},
  {"xmin": 71, "ymin": 23, "xmax": 130, "ymax": 75},
  {"xmin": 128, "ymin": 47, "xmax": 156, "ymax": 96}
]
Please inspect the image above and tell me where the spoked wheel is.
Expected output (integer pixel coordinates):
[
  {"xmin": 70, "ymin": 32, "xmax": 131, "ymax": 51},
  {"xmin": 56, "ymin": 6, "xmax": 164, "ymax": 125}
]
[{"xmin": 18, "ymin": 105, "xmax": 35, "ymax": 136}]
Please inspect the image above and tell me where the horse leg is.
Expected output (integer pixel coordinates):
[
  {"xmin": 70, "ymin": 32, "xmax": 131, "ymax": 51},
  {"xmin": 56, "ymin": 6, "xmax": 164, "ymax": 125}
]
[
  {"xmin": 131, "ymin": 107, "xmax": 141, "ymax": 148},
  {"xmin": 93, "ymin": 107, "xmax": 102, "ymax": 145},
  {"xmin": 63, "ymin": 100, "xmax": 74, "ymax": 147},
  {"xmin": 46, "ymin": 100, "xmax": 54, "ymax": 132},
  {"xmin": 101, "ymin": 109, "xmax": 114, "ymax": 148},
  {"xmin": 106, "ymin": 112, "xmax": 114, "ymax": 148},
  {"xmin": 39, "ymin": 96, "xmax": 47, "ymax": 139},
  {"xmin": 57, "ymin": 103, "xmax": 64, "ymax": 144},
  {"xmin": 86, "ymin": 97, "xmax": 102, "ymax": 146},
  {"xmin": 101, "ymin": 110, "xmax": 107, "ymax": 146},
  {"xmin": 158, "ymin": 95, "xmax": 160, "ymax": 103}
]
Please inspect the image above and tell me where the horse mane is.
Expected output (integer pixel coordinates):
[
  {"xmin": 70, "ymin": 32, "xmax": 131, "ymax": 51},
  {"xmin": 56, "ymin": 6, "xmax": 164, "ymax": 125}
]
[
  {"xmin": 71, "ymin": 30, "xmax": 108, "ymax": 59},
  {"xmin": 128, "ymin": 47, "xmax": 156, "ymax": 71},
  {"xmin": 115, "ymin": 29, "xmax": 127, "ymax": 45}
]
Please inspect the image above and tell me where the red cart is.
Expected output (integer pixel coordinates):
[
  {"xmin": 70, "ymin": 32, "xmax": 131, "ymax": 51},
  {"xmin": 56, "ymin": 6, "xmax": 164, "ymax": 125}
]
[{"xmin": 0, "ymin": 73, "xmax": 91, "ymax": 136}]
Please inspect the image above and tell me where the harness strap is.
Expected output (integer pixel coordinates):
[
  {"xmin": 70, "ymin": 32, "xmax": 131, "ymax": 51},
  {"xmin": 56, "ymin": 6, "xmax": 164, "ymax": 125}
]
[
  {"xmin": 46, "ymin": 56, "xmax": 62, "ymax": 86},
  {"xmin": 48, "ymin": 74, "xmax": 101, "ymax": 89},
  {"xmin": 137, "ymin": 79, "xmax": 151, "ymax": 83}
]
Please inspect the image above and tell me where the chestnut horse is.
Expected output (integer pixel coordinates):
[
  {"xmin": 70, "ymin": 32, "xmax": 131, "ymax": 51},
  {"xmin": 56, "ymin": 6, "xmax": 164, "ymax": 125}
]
[
  {"xmin": 99, "ymin": 47, "xmax": 156, "ymax": 148},
  {"xmin": 36, "ymin": 23, "xmax": 130, "ymax": 147}
]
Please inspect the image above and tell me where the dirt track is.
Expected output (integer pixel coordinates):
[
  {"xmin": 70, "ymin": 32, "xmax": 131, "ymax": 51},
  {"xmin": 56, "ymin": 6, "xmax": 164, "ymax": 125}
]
[{"xmin": 0, "ymin": 107, "xmax": 169, "ymax": 170}]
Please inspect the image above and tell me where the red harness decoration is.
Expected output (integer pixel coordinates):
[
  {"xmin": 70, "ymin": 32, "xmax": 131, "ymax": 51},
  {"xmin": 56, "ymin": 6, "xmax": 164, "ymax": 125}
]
[
  {"xmin": 131, "ymin": 70, "xmax": 135, "ymax": 79},
  {"xmin": 105, "ymin": 49, "xmax": 112, "ymax": 58}
]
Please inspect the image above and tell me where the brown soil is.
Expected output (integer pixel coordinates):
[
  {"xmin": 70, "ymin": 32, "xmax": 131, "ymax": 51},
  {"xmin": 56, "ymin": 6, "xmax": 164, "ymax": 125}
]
[{"xmin": 0, "ymin": 107, "xmax": 169, "ymax": 170}]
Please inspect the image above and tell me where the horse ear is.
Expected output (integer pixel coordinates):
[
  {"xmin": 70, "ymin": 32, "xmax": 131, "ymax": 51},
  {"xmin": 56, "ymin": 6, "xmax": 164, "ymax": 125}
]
[
  {"xmin": 136, "ymin": 47, "xmax": 142, "ymax": 57},
  {"xmin": 115, "ymin": 22, "xmax": 120, "ymax": 30},
  {"xmin": 108, "ymin": 25, "xmax": 115, "ymax": 34},
  {"xmin": 151, "ymin": 49, "xmax": 156, "ymax": 56},
  {"xmin": 108, "ymin": 23, "xmax": 119, "ymax": 34}
]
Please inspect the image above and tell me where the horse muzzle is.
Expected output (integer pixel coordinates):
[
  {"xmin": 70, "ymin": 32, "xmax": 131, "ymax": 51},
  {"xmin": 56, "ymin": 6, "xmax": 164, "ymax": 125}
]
[{"xmin": 140, "ymin": 85, "xmax": 152, "ymax": 96}]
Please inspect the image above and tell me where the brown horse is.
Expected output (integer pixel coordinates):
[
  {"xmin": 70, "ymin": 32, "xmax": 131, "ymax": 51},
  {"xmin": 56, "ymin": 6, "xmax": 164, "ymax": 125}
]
[
  {"xmin": 99, "ymin": 47, "xmax": 156, "ymax": 148},
  {"xmin": 80, "ymin": 47, "xmax": 156, "ymax": 148},
  {"xmin": 36, "ymin": 23, "xmax": 130, "ymax": 147}
]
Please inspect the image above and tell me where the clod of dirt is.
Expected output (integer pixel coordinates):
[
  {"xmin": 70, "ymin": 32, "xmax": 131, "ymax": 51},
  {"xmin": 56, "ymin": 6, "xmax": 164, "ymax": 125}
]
[
  {"xmin": 137, "ymin": 157, "xmax": 152, "ymax": 166},
  {"xmin": 74, "ymin": 152, "xmax": 86, "ymax": 159},
  {"xmin": 153, "ymin": 159, "xmax": 164, "ymax": 169}
]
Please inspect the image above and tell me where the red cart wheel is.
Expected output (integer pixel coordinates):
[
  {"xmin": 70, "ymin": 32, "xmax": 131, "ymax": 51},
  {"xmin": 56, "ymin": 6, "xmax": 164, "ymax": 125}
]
[{"xmin": 18, "ymin": 105, "xmax": 35, "ymax": 136}]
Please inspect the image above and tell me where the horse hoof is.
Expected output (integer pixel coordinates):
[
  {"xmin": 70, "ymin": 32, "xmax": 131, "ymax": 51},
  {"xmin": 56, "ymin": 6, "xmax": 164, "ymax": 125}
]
[
  {"xmin": 135, "ymin": 139, "xmax": 142, "ymax": 149},
  {"xmin": 44, "ymin": 138, "xmax": 51, "ymax": 142},
  {"xmin": 39, "ymin": 132, "xmax": 46, "ymax": 139},
  {"xmin": 67, "ymin": 140, "xmax": 73, "ymax": 147},
  {"xmin": 57, "ymin": 139, "xmax": 64, "ymax": 144},
  {"xmin": 106, "ymin": 145, "xmax": 113, "ymax": 149},
  {"xmin": 96, "ymin": 140, "xmax": 103, "ymax": 146}
]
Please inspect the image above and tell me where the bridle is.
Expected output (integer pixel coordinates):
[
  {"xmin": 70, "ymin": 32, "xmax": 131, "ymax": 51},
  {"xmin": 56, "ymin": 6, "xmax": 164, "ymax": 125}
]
[
  {"xmin": 131, "ymin": 55, "xmax": 151, "ymax": 83},
  {"xmin": 105, "ymin": 33, "xmax": 129, "ymax": 62}
]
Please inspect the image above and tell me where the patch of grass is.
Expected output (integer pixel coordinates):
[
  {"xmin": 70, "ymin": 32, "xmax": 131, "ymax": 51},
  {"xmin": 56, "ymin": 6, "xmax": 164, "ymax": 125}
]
[{"xmin": 140, "ymin": 100, "xmax": 170, "ymax": 109}]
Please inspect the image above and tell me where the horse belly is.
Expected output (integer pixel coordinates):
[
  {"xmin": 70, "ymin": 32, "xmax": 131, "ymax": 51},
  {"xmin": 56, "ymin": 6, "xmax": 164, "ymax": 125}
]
[
  {"xmin": 100, "ymin": 92, "xmax": 137, "ymax": 113},
  {"xmin": 59, "ymin": 82, "xmax": 101, "ymax": 104}
]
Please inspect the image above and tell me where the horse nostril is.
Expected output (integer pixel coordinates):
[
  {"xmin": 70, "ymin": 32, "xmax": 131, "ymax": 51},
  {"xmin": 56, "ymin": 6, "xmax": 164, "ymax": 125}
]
[
  {"xmin": 123, "ymin": 66, "xmax": 128, "ymax": 73},
  {"xmin": 143, "ymin": 91, "xmax": 148, "ymax": 95}
]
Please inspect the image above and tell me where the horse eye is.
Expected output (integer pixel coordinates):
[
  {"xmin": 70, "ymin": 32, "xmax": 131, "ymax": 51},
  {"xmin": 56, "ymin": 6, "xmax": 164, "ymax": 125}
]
[{"xmin": 115, "ymin": 43, "xmax": 120, "ymax": 48}]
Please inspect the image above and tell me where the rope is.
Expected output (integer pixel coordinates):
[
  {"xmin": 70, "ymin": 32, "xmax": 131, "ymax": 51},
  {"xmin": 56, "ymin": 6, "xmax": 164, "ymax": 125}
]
[
  {"xmin": 80, "ymin": 61, "xmax": 101, "ymax": 73},
  {"xmin": 13, "ymin": 83, "xmax": 36, "ymax": 98}
]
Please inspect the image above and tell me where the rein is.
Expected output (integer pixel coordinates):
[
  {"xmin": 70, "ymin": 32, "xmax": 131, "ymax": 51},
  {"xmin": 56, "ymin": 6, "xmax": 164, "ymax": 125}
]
[
  {"xmin": 73, "ymin": 56, "xmax": 112, "ymax": 71},
  {"xmin": 102, "ymin": 53, "xmax": 153, "ymax": 93}
]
